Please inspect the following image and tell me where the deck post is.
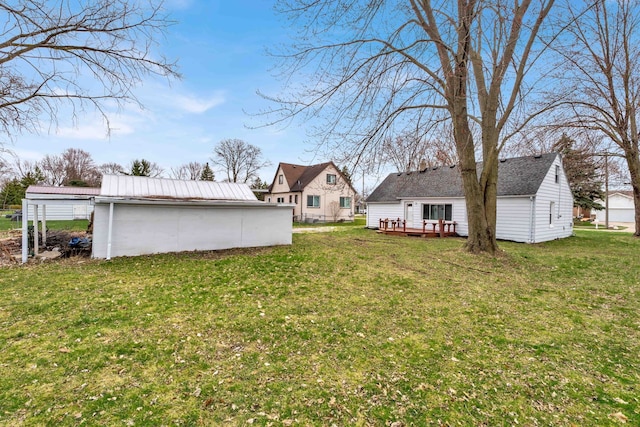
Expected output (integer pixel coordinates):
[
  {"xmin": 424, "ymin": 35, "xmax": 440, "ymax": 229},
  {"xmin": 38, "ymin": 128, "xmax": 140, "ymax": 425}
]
[{"xmin": 438, "ymin": 218, "xmax": 444, "ymax": 238}]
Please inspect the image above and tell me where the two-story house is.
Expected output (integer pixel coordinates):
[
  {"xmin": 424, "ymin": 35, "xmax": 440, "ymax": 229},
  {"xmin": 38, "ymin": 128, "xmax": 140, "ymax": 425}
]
[{"xmin": 267, "ymin": 162, "xmax": 357, "ymax": 222}]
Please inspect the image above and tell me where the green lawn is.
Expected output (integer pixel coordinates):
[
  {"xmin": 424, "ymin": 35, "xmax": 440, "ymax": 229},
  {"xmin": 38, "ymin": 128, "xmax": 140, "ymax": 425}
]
[
  {"xmin": 0, "ymin": 217, "xmax": 89, "ymax": 233},
  {"xmin": 1, "ymin": 229, "xmax": 638, "ymax": 425}
]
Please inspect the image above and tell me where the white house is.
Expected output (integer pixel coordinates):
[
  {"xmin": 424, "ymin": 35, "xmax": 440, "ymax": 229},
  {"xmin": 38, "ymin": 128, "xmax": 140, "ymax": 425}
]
[
  {"xmin": 366, "ymin": 153, "xmax": 574, "ymax": 243},
  {"xmin": 594, "ymin": 191, "xmax": 636, "ymax": 223},
  {"xmin": 267, "ymin": 161, "xmax": 357, "ymax": 222}
]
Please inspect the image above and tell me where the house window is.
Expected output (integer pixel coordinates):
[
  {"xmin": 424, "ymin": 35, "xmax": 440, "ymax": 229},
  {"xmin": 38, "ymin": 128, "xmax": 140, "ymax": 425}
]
[
  {"xmin": 295, "ymin": 195, "xmax": 298, "ymax": 204},
  {"xmin": 278, "ymin": 174, "xmax": 283, "ymax": 184},
  {"xmin": 289, "ymin": 195, "xmax": 292, "ymax": 203},
  {"xmin": 267, "ymin": 197, "xmax": 271, "ymax": 203},
  {"xmin": 555, "ymin": 165, "xmax": 559, "ymax": 183},
  {"xmin": 326, "ymin": 174, "xmax": 336, "ymax": 185},
  {"xmin": 549, "ymin": 201, "xmax": 555, "ymax": 226},
  {"xmin": 307, "ymin": 195, "xmax": 320, "ymax": 207},
  {"xmin": 339, "ymin": 197, "xmax": 351, "ymax": 208},
  {"xmin": 422, "ymin": 204, "xmax": 452, "ymax": 221}
]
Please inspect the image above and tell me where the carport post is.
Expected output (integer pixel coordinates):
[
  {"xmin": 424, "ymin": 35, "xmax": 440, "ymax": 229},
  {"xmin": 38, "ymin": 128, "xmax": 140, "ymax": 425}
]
[
  {"xmin": 33, "ymin": 204, "xmax": 39, "ymax": 256},
  {"xmin": 41, "ymin": 205, "xmax": 47, "ymax": 246},
  {"xmin": 106, "ymin": 202, "xmax": 114, "ymax": 260},
  {"xmin": 21, "ymin": 199, "xmax": 28, "ymax": 263}
]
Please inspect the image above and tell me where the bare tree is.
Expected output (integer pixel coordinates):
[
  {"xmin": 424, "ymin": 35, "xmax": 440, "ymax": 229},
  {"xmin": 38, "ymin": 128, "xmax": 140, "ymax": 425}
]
[
  {"xmin": 552, "ymin": 0, "xmax": 640, "ymax": 236},
  {"xmin": 267, "ymin": 0, "xmax": 557, "ymax": 254},
  {"xmin": 99, "ymin": 162, "xmax": 126, "ymax": 176},
  {"xmin": 60, "ymin": 148, "xmax": 100, "ymax": 186},
  {"xmin": 39, "ymin": 154, "xmax": 66, "ymax": 186},
  {"xmin": 0, "ymin": 0, "xmax": 179, "ymax": 137},
  {"xmin": 382, "ymin": 131, "xmax": 458, "ymax": 172},
  {"xmin": 212, "ymin": 139, "xmax": 271, "ymax": 183},
  {"xmin": 38, "ymin": 148, "xmax": 101, "ymax": 186},
  {"xmin": 170, "ymin": 162, "xmax": 205, "ymax": 180}
]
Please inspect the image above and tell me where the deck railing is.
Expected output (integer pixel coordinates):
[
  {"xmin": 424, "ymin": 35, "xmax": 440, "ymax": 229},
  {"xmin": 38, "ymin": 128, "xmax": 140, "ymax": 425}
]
[{"xmin": 379, "ymin": 218, "xmax": 457, "ymax": 237}]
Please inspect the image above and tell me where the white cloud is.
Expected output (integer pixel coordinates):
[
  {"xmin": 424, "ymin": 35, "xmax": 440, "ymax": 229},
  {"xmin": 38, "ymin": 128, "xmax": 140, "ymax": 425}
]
[
  {"xmin": 172, "ymin": 93, "xmax": 226, "ymax": 114},
  {"xmin": 56, "ymin": 115, "xmax": 137, "ymax": 140}
]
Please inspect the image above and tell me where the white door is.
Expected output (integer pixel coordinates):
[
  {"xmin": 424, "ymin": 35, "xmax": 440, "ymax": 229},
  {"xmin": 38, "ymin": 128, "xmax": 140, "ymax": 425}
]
[{"xmin": 405, "ymin": 202, "xmax": 413, "ymax": 228}]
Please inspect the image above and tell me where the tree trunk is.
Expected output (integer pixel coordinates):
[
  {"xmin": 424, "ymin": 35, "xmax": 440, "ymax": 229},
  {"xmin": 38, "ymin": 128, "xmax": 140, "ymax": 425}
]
[
  {"xmin": 625, "ymin": 148, "xmax": 640, "ymax": 237},
  {"xmin": 452, "ymin": 116, "xmax": 499, "ymax": 254}
]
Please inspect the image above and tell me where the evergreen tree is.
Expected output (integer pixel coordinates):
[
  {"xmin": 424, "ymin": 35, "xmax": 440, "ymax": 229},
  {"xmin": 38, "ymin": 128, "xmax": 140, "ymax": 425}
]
[
  {"xmin": 553, "ymin": 134, "xmax": 605, "ymax": 211},
  {"xmin": 0, "ymin": 179, "xmax": 24, "ymax": 207},
  {"xmin": 0, "ymin": 166, "xmax": 45, "ymax": 206},
  {"xmin": 340, "ymin": 165, "xmax": 353, "ymax": 187},
  {"xmin": 130, "ymin": 159, "xmax": 151, "ymax": 176},
  {"xmin": 200, "ymin": 163, "xmax": 215, "ymax": 181},
  {"xmin": 250, "ymin": 177, "xmax": 269, "ymax": 201}
]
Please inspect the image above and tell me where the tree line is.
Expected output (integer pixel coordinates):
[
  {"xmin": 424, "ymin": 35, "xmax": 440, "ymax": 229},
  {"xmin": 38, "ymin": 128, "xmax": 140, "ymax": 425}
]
[{"xmin": 0, "ymin": 139, "xmax": 270, "ymax": 207}]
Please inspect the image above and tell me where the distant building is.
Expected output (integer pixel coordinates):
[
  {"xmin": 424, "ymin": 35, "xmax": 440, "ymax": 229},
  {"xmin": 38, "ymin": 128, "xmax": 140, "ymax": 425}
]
[{"xmin": 267, "ymin": 162, "xmax": 357, "ymax": 222}]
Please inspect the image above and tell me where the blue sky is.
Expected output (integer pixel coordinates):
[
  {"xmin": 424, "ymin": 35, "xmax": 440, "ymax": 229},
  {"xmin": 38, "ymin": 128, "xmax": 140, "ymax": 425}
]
[{"xmin": 10, "ymin": 0, "xmax": 333, "ymax": 185}]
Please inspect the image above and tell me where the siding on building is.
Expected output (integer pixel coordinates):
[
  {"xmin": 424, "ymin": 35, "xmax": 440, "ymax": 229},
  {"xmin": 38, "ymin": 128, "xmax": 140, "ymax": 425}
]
[
  {"xmin": 92, "ymin": 201, "xmax": 292, "ymax": 259},
  {"xmin": 594, "ymin": 193, "xmax": 636, "ymax": 222},
  {"xmin": 365, "ymin": 153, "xmax": 574, "ymax": 243}
]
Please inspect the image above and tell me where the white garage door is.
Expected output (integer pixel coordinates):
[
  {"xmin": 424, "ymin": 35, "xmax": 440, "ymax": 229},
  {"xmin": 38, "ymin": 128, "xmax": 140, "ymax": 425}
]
[{"xmin": 608, "ymin": 208, "xmax": 635, "ymax": 222}]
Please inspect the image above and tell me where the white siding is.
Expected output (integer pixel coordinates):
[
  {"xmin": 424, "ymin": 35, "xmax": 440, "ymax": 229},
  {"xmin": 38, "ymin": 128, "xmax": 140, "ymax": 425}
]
[
  {"xmin": 532, "ymin": 156, "xmax": 573, "ymax": 242},
  {"xmin": 92, "ymin": 203, "xmax": 292, "ymax": 259},
  {"xmin": 366, "ymin": 202, "xmax": 404, "ymax": 228},
  {"xmin": 495, "ymin": 197, "xmax": 534, "ymax": 243},
  {"xmin": 367, "ymin": 198, "xmax": 467, "ymax": 234},
  {"xmin": 26, "ymin": 203, "xmax": 94, "ymax": 220},
  {"xmin": 595, "ymin": 194, "xmax": 635, "ymax": 222}
]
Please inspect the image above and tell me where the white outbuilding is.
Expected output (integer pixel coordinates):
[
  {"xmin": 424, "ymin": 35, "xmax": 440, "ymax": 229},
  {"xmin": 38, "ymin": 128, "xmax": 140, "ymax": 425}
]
[{"xmin": 22, "ymin": 175, "xmax": 293, "ymax": 262}]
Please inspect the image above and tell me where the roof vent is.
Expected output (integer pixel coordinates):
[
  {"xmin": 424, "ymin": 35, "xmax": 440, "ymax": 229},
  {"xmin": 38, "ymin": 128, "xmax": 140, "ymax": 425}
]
[
  {"xmin": 534, "ymin": 154, "xmax": 542, "ymax": 159},
  {"xmin": 406, "ymin": 172, "xmax": 412, "ymax": 175},
  {"xmin": 499, "ymin": 158, "xmax": 507, "ymax": 163},
  {"xmin": 449, "ymin": 165, "xmax": 456, "ymax": 168},
  {"xmin": 396, "ymin": 173, "xmax": 402, "ymax": 176},
  {"xmin": 432, "ymin": 166, "xmax": 438, "ymax": 170}
]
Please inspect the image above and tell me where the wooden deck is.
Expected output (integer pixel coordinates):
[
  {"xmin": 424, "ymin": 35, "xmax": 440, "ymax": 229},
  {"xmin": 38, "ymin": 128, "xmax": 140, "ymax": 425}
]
[{"xmin": 377, "ymin": 218, "xmax": 458, "ymax": 238}]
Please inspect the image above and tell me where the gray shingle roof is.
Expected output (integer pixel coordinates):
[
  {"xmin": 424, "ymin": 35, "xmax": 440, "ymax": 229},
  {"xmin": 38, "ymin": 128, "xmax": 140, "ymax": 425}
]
[{"xmin": 366, "ymin": 153, "xmax": 558, "ymax": 202}]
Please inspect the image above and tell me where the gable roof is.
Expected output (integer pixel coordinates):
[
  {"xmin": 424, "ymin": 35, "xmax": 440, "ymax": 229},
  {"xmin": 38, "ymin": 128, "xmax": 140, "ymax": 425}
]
[
  {"xmin": 367, "ymin": 153, "xmax": 559, "ymax": 203},
  {"xmin": 270, "ymin": 161, "xmax": 356, "ymax": 193},
  {"xmin": 101, "ymin": 174, "xmax": 258, "ymax": 201},
  {"xmin": 608, "ymin": 191, "xmax": 634, "ymax": 199}
]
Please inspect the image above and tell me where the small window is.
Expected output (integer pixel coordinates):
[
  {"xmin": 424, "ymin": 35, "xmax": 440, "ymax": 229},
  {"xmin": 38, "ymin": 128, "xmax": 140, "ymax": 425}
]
[
  {"xmin": 555, "ymin": 165, "xmax": 559, "ymax": 183},
  {"xmin": 307, "ymin": 195, "xmax": 320, "ymax": 207},
  {"xmin": 549, "ymin": 201, "xmax": 555, "ymax": 226},
  {"xmin": 267, "ymin": 197, "xmax": 271, "ymax": 203},
  {"xmin": 278, "ymin": 174, "xmax": 283, "ymax": 184},
  {"xmin": 294, "ymin": 195, "xmax": 298, "ymax": 204},
  {"xmin": 326, "ymin": 174, "xmax": 336, "ymax": 185},
  {"xmin": 289, "ymin": 195, "xmax": 292, "ymax": 203},
  {"xmin": 339, "ymin": 197, "xmax": 351, "ymax": 208},
  {"xmin": 277, "ymin": 197, "xmax": 285, "ymax": 203}
]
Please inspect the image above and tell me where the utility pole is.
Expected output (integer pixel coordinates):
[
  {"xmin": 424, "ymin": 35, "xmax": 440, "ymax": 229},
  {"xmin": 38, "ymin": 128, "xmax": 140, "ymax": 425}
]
[{"xmin": 604, "ymin": 152, "xmax": 609, "ymax": 229}]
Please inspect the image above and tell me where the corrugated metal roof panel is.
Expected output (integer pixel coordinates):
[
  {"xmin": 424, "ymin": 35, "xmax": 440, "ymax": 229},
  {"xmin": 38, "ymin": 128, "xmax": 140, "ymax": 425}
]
[
  {"xmin": 100, "ymin": 175, "xmax": 258, "ymax": 201},
  {"xmin": 26, "ymin": 185, "xmax": 101, "ymax": 196}
]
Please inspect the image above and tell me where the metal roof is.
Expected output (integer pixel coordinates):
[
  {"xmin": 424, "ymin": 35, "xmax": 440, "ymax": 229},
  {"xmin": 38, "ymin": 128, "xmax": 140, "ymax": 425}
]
[
  {"xmin": 367, "ymin": 153, "xmax": 559, "ymax": 202},
  {"xmin": 100, "ymin": 175, "xmax": 258, "ymax": 201},
  {"xmin": 26, "ymin": 185, "xmax": 100, "ymax": 197}
]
